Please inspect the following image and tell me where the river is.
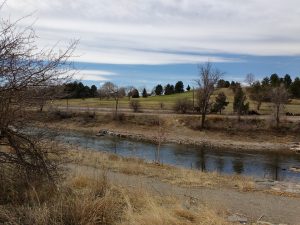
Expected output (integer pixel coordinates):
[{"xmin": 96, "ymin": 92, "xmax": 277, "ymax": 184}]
[{"xmin": 46, "ymin": 129, "xmax": 300, "ymax": 182}]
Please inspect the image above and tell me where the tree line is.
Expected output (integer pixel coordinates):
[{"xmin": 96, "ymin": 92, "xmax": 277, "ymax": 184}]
[{"xmin": 63, "ymin": 80, "xmax": 191, "ymax": 99}]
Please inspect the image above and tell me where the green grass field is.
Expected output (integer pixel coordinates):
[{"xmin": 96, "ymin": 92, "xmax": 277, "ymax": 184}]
[{"xmin": 52, "ymin": 88, "xmax": 300, "ymax": 114}]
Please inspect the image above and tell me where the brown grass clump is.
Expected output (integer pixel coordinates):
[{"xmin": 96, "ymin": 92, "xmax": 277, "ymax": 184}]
[
  {"xmin": 0, "ymin": 166, "xmax": 232, "ymax": 225},
  {"xmin": 0, "ymin": 169, "xmax": 127, "ymax": 225}
]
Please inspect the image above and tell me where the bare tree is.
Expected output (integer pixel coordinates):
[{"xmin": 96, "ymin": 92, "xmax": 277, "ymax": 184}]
[
  {"xmin": 100, "ymin": 82, "xmax": 125, "ymax": 116},
  {"xmin": 245, "ymin": 73, "xmax": 255, "ymax": 86},
  {"xmin": 270, "ymin": 84, "xmax": 290, "ymax": 128},
  {"xmin": 0, "ymin": 6, "xmax": 77, "ymax": 182},
  {"xmin": 195, "ymin": 62, "xmax": 223, "ymax": 128},
  {"xmin": 30, "ymin": 85, "xmax": 65, "ymax": 112},
  {"xmin": 154, "ymin": 116, "xmax": 165, "ymax": 164}
]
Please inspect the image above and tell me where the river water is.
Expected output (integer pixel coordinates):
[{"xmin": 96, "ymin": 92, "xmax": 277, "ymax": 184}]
[{"xmin": 49, "ymin": 130, "xmax": 300, "ymax": 182}]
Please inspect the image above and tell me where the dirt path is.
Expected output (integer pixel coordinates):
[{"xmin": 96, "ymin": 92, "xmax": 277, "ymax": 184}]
[{"xmin": 71, "ymin": 165, "xmax": 300, "ymax": 225}]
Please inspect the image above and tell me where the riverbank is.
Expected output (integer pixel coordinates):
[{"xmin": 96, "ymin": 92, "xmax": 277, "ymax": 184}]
[
  {"xmin": 32, "ymin": 111, "xmax": 300, "ymax": 153},
  {"xmin": 68, "ymin": 148, "xmax": 300, "ymax": 224}
]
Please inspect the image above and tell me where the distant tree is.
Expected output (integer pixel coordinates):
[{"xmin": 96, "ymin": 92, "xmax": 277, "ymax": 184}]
[
  {"xmin": 131, "ymin": 88, "xmax": 140, "ymax": 98},
  {"xmin": 217, "ymin": 79, "xmax": 226, "ymax": 88},
  {"xmin": 82, "ymin": 85, "xmax": 91, "ymax": 99},
  {"xmin": 230, "ymin": 82, "xmax": 241, "ymax": 94},
  {"xmin": 225, "ymin": 81, "xmax": 231, "ymax": 87},
  {"xmin": 196, "ymin": 62, "xmax": 223, "ymax": 128},
  {"xmin": 270, "ymin": 73, "xmax": 280, "ymax": 87},
  {"xmin": 98, "ymin": 87, "xmax": 106, "ymax": 100},
  {"xmin": 284, "ymin": 74, "xmax": 292, "ymax": 88},
  {"xmin": 233, "ymin": 87, "xmax": 249, "ymax": 121},
  {"xmin": 173, "ymin": 98, "xmax": 192, "ymax": 114},
  {"xmin": 90, "ymin": 85, "xmax": 97, "ymax": 97},
  {"xmin": 217, "ymin": 79, "xmax": 230, "ymax": 88},
  {"xmin": 64, "ymin": 81, "xmax": 96, "ymax": 99},
  {"xmin": 154, "ymin": 84, "xmax": 163, "ymax": 96},
  {"xmin": 126, "ymin": 86, "xmax": 135, "ymax": 99},
  {"xmin": 290, "ymin": 77, "xmax": 300, "ymax": 98},
  {"xmin": 270, "ymin": 84, "xmax": 290, "ymax": 128},
  {"xmin": 118, "ymin": 87, "xmax": 126, "ymax": 98},
  {"xmin": 230, "ymin": 81, "xmax": 236, "ymax": 87},
  {"xmin": 249, "ymin": 81, "xmax": 264, "ymax": 110},
  {"xmin": 212, "ymin": 92, "xmax": 229, "ymax": 114},
  {"xmin": 142, "ymin": 88, "xmax": 148, "ymax": 98},
  {"xmin": 164, "ymin": 84, "xmax": 175, "ymax": 95},
  {"xmin": 175, "ymin": 81, "xmax": 184, "ymax": 93},
  {"xmin": 261, "ymin": 76, "xmax": 270, "ymax": 87},
  {"xmin": 245, "ymin": 73, "xmax": 255, "ymax": 86},
  {"xmin": 186, "ymin": 85, "xmax": 191, "ymax": 91},
  {"xmin": 100, "ymin": 82, "xmax": 125, "ymax": 116}
]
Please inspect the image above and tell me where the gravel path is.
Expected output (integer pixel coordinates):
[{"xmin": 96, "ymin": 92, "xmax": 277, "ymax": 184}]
[{"xmin": 71, "ymin": 165, "xmax": 300, "ymax": 225}]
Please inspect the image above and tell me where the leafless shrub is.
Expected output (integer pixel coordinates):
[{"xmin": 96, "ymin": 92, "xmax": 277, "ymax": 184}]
[
  {"xmin": 112, "ymin": 112, "xmax": 125, "ymax": 122},
  {"xmin": 129, "ymin": 100, "xmax": 141, "ymax": 112},
  {"xmin": 0, "ymin": 5, "xmax": 77, "ymax": 184},
  {"xmin": 270, "ymin": 84, "xmax": 290, "ymax": 128},
  {"xmin": 173, "ymin": 98, "xmax": 192, "ymax": 114}
]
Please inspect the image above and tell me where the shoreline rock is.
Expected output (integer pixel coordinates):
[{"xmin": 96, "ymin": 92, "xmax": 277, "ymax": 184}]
[{"xmin": 96, "ymin": 129, "xmax": 294, "ymax": 154}]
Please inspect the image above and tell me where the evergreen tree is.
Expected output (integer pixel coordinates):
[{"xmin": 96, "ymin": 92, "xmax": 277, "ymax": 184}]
[
  {"xmin": 284, "ymin": 74, "xmax": 292, "ymax": 88},
  {"xmin": 290, "ymin": 77, "xmax": 300, "ymax": 98},
  {"xmin": 212, "ymin": 92, "xmax": 229, "ymax": 114},
  {"xmin": 270, "ymin": 73, "xmax": 280, "ymax": 87},
  {"xmin": 233, "ymin": 87, "xmax": 249, "ymax": 120},
  {"xmin": 154, "ymin": 84, "xmax": 163, "ymax": 95},
  {"xmin": 175, "ymin": 81, "xmax": 184, "ymax": 93},
  {"xmin": 186, "ymin": 85, "xmax": 191, "ymax": 91},
  {"xmin": 90, "ymin": 85, "xmax": 97, "ymax": 97},
  {"xmin": 249, "ymin": 81, "xmax": 264, "ymax": 110},
  {"xmin": 142, "ymin": 88, "xmax": 148, "ymax": 98},
  {"xmin": 131, "ymin": 88, "xmax": 140, "ymax": 98},
  {"xmin": 164, "ymin": 84, "xmax": 175, "ymax": 95}
]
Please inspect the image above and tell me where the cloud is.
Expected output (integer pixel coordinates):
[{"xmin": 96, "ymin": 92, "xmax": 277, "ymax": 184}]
[
  {"xmin": 71, "ymin": 69, "xmax": 117, "ymax": 81},
  {"xmin": 3, "ymin": 0, "xmax": 300, "ymax": 65}
]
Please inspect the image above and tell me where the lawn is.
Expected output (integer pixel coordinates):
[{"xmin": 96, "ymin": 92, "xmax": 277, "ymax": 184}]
[{"xmin": 52, "ymin": 88, "xmax": 300, "ymax": 114}]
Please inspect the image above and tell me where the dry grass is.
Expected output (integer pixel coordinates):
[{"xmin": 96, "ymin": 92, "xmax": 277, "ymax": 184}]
[
  {"xmin": 68, "ymin": 148, "xmax": 255, "ymax": 192},
  {"xmin": 0, "ymin": 165, "xmax": 235, "ymax": 225}
]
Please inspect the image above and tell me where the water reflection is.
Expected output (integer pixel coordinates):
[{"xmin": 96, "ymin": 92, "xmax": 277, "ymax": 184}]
[
  {"xmin": 232, "ymin": 158, "xmax": 244, "ymax": 174},
  {"xmin": 31, "ymin": 128, "xmax": 300, "ymax": 182}
]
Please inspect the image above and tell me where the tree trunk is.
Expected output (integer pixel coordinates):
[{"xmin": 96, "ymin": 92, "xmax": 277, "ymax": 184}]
[
  {"xmin": 115, "ymin": 98, "xmax": 118, "ymax": 116},
  {"xmin": 276, "ymin": 104, "xmax": 280, "ymax": 128},
  {"xmin": 201, "ymin": 112, "xmax": 206, "ymax": 129}
]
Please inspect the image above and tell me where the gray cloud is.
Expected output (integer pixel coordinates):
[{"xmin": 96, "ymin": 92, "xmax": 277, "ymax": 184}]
[{"xmin": 3, "ymin": 0, "xmax": 300, "ymax": 64}]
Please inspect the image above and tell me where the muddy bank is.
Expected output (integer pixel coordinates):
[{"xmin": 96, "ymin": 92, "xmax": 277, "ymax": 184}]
[
  {"xmin": 96, "ymin": 128, "xmax": 295, "ymax": 153},
  {"xmin": 34, "ymin": 119, "xmax": 298, "ymax": 154}
]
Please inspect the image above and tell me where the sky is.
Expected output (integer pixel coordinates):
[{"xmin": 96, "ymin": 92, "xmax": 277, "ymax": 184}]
[{"xmin": 2, "ymin": 0, "xmax": 300, "ymax": 90}]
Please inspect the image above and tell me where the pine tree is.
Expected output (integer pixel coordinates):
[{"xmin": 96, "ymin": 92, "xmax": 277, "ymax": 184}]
[
  {"xmin": 212, "ymin": 92, "xmax": 229, "ymax": 114},
  {"xmin": 233, "ymin": 87, "xmax": 249, "ymax": 120},
  {"xmin": 142, "ymin": 88, "xmax": 148, "ymax": 98},
  {"xmin": 186, "ymin": 85, "xmax": 191, "ymax": 91},
  {"xmin": 175, "ymin": 81, "xmax": 184, "ymax": 93}
]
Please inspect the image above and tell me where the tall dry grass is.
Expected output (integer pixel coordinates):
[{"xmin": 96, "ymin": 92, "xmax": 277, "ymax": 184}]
[{"xmin": 0, "ymin": 166, "xmax": 233, "ymax": 225}]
